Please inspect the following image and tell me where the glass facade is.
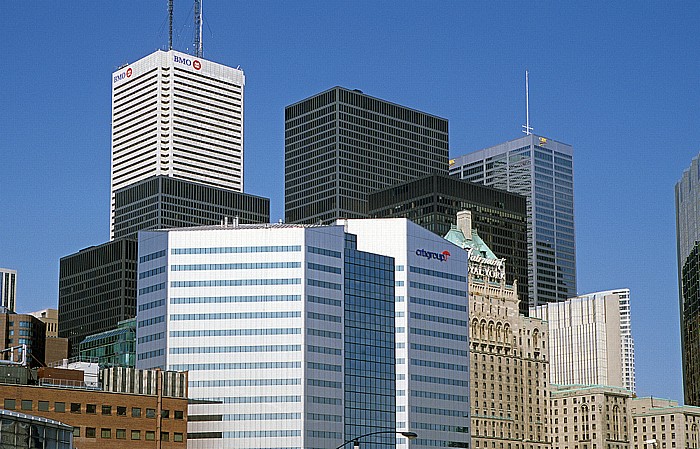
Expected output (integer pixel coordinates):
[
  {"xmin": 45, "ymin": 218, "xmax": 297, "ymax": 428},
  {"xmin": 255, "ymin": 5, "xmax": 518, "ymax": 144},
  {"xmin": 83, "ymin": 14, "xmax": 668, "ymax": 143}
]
[
  {"xmin": 676, "ymin": 154, "xmax": 700, "ymax": 405},
  {"xmin": 78, "ymin": 318, "xmax": 136, "ymax": 368},
  {"xmin": 0, "ymin": 410, "xmax": 73, "ymax": 449},
  {"xmin": 451, "ymin": 134, "xmax": 576, "ymax": 310},
  {"xmin": 58, "ymin": 238, "xmax": 137, "ymax": 357},
  {"xmin": 114, "ymin": 175, "xmax": 269, "ymax": 240},
  {"xmin": 369, "ymin": 173, "xmax": 529, "ymax": 310},
  {"xmin": 344, "ymin": 234, "xmax": 396, "ymax": 448},
  {"xmin": 285, "ymin": 87, "xmax": 449, "ymax": 224}
]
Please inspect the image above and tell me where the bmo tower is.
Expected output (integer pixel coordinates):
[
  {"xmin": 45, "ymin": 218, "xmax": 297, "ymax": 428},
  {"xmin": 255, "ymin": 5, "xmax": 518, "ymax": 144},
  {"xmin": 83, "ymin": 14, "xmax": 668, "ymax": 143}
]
[{"xmin": 110, "ymin": 50, "xmax": 245, "ymax": 238}]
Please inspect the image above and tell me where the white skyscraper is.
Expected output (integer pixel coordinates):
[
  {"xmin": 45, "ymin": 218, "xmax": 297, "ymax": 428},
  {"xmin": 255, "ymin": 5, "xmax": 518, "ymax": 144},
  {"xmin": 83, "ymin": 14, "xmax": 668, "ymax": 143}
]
[
  {"xmin": 135, "ymin": 223, "xmax": 397, "ymax": 449},
  {"xmin": 531, "ymin": 289, "xmax": 636, "ymax": 393},
  {"xmin": 0, "ymin": 268, "xmax": 16, "ymax": 312},
  {"xmin": 339, "ymin": 218, "xmax": 471, "ymax": 449},
  {"xmin": 110, "ymin": 49, "xmax": 244, "ymax": 238}
]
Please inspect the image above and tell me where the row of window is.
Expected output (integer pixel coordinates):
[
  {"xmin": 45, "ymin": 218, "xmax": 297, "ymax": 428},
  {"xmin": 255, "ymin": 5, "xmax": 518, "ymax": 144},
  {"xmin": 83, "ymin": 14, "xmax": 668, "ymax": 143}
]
[
  {"xmin": 73, "ymin": 427, "xmax": 183, "ymax": 442},
  {"xmin": 2, "ymin": 399, "xmax": 183, "ymax": 419}
]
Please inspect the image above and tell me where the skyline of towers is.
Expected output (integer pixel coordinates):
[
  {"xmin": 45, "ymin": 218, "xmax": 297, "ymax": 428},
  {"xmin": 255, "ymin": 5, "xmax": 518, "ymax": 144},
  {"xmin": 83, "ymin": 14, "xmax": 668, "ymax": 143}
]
[
  {"xmin": 450, "ymin": 134, "xmax": 576, "ymax": 310},
  {"xmin": 284, "ymin": 86, "xmax": 449, "ymax": 224}
]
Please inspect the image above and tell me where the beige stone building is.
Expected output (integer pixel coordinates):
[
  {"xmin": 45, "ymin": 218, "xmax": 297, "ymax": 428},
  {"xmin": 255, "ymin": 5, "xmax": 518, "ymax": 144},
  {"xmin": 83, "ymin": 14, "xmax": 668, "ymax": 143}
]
[
  {"xmin": 630, "ymin": 397, "xmax": 700, "ymax": 449},
  {"xmin": 550, "ymin": 384, "xmax": 633, "ymax": 449},
  {"xmin": 445, "ymin": 211, "xmax": 551, "ymax": 449}
]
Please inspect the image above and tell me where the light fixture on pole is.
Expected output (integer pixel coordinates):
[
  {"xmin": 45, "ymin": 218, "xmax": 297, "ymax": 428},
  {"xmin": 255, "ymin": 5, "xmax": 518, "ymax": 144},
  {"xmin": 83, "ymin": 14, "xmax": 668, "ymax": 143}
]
[{"xmin": 334, "ymin": 430, "xmax": 419, "ymax": 449}]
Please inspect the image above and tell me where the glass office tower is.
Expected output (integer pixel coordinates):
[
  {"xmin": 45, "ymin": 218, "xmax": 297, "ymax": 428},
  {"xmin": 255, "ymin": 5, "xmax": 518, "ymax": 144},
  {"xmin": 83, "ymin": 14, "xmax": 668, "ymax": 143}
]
[
  {"xmin": 676, "ymin": 154, "xmax": 700, "ymax": 405},
  {"xmin": 451, "ymin": 134, "xmax": 576, "ymax": 309}
]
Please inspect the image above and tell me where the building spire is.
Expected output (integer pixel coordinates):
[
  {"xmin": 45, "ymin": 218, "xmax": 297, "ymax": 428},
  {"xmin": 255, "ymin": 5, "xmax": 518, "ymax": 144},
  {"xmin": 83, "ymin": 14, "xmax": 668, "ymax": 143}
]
[{"xmin": 522, "ymin": 70, "xmax": 533, "ymax": 135}]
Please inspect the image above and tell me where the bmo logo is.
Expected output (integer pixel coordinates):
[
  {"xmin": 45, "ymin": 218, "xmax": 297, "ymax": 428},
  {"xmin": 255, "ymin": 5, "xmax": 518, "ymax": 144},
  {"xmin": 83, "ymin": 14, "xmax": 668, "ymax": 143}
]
[
  {"xmin": 113, "ymin": 67, "xmax": 132, "ymax": 83},
  {"xmin": 174, "ymin": 55, "xmax": 202, "ymax": 70}
]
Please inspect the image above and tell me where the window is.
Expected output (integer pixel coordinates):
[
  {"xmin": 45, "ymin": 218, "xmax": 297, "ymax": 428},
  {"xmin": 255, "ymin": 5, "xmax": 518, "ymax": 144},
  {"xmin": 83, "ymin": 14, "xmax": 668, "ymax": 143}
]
[
  {"xmin": 71, "ymin": 403, "xmax": 81, "ymax": 413},
  {"xmin": 3, "ymin": 399, "xmax": 15, "ymax": 410},
  {"xmin": 117, "ymin": 406, "xmax": 127, "ymax": 416},
  {"xmin": 146, "ymin": 408, "xmax": 156, "ymax": 418},
  {"xmin": 146, "ymin": 431, "xmax": 155, "ymax": 441},
  {"xmin": 174, "ymin": 432, "xmax": 184, "ymax": 442},
  {"xmin": 132, "ymin": 407, "xmax": 141, "ymax": 417},
  {"xmin": 131, "ymin": 430, "xmax": 141, "ymax": 440},
  {"xmin": 161, "ymin": 409, "xmax": 170, "ymax": 419},
  {"xmin": 102, "ymin": 405, "xmax": 112, "ymax": 415},
  {"xmin": 21, "ymin": 400, "xmax": 32, "ymax": 411},
  {"xmin": 116, "ymin": 429, "xmax": 126, "ymax": 439},
  {"xmin": 73, "ymin": 427, "xmax": 80, "ymax": 437},
  {"xmin": 174, "ymin": 410, "xmax": 184, "ymax": 420},
  {"xmin": 86, "ymin": 404, "xmax": 96, "ymax": 414},
  {"xmin": 55, "ymin": 402, "xmax": 65, "ymax": 412},
  {"xmin": 101, "ymin": 428, "xmax": 111, "ymax": 439},
  {"xmin": 38, "ymin": 401, "xmax": 49, "ymax": 411},
  {"xmin": 86, "ymin": 427, "xmax": 96, "ymax": 438},
  {"xmin": 161, "ymin": 432, "xmax": 170, "ymax": 441}
]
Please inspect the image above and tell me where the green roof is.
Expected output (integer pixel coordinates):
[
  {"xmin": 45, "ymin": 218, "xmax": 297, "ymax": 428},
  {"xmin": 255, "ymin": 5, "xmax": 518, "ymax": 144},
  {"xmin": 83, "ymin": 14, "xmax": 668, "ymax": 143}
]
[{"xmin": 444, "ymin": 226, "xmax": 498, "ymax": 260}]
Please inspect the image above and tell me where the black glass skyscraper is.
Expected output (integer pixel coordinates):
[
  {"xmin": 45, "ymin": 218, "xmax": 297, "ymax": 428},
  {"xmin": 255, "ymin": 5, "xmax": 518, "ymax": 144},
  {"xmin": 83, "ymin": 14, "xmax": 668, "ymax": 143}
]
[{"xmin": 285, "ymin": 87, "xmax": 449, "ymax": 224}]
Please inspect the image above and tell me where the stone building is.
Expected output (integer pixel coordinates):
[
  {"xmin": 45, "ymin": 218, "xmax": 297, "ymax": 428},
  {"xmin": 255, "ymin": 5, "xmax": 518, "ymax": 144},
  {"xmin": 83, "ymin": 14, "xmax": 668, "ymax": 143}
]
[
  {"xmin": 550, "ymin": 384, "xmax": 633, "ymax": 449},
  {"xmin": 630, "ymin": 397, "xmax": 700, "ymax": 449},
  {"xmin": 445, "ymin": 210, "xmax": 551, "ymax": 449}
]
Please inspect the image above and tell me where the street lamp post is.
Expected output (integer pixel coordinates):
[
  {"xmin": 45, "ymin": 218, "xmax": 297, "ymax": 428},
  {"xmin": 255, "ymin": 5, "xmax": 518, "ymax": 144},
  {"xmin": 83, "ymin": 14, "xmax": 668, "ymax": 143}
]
[{"xmin": 334, "ymin": 431, "xmax": 418, "ymax": 449}]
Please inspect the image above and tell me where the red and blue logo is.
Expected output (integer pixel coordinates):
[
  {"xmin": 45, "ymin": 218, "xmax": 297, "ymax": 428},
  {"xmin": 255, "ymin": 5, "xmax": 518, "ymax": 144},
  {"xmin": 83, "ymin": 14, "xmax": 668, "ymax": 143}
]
[{"xmin": 416, "ymin": 249, "xmax": 451, "ymax": 262}]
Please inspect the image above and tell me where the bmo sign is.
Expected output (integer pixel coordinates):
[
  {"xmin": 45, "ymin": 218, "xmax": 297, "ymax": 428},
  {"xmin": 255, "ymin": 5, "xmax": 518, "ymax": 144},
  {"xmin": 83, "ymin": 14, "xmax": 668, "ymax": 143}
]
[
  {"xmin": 174, "ymin": 55, "xmax": 202, "ymax": 70},
  {"xmin": 113, "ymin": 67, "xmax": 133, "ymax": 83}
]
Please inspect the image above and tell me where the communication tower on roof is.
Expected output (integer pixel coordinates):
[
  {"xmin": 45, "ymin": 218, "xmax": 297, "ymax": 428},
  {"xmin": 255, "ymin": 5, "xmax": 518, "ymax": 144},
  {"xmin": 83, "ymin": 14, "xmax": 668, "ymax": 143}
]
[
  {"xmin": 522, "ymin": 70, "xmax": 533, "ymax": 135},
  {"xmin": 194, "ymin": 0, "xmax": 203, "ymax": 57}
]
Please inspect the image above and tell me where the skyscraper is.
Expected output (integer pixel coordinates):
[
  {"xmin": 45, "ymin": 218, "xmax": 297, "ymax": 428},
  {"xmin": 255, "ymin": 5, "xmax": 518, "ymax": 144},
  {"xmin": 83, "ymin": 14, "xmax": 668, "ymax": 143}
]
[
  {"xmin": 0, "ymin": 268, "xmax": 16, "ymax": 312},
  {"xmin": 369, "ymin": 174, "xmax": 530, "ymax": 310},
  {"xmin": 530, "ymin": 289, "xmax": 636, "ymax": 393},
  {"xmin": 339, "ymin": 218, "xmax": 470, "ymax": 449},
  {"xmin": 136, "ymin": 223, "xmax": 396, "ymax": 449},
  {"xmin": 676, "ymin": 154, "xmax": 700, "ymax": 405},
  {"xmin": 113, "ymin": 175, "xmax": 269, "ymax": 240},
  {"xmin": 451, "ymin": 134, "xmax": 576, "ymax": 308},
  {"xmin": 285, "ymin": 87, "xmax": 449, "ymax": 224},
  {"xmin": 110, "ymin": 49, "xmax": 245, "ymax": 238},
  {"xmin": 58, "ymin": 239, "xmax": 137, "ymax": 356}
]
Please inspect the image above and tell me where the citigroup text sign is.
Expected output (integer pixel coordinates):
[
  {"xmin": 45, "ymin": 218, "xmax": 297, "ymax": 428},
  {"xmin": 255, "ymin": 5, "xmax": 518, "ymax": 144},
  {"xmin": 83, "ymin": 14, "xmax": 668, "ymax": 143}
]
[{"xmin": 415, "ymin": 248, "xmax": 451, "ymax": 262}]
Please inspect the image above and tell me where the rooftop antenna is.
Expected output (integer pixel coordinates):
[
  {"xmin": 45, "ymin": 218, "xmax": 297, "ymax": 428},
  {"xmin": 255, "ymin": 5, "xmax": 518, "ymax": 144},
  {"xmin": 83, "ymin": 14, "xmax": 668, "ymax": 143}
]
[
  {"xmin": 168, "ymin": 0, "xmax": 174, "ymax": 50},
  {"xmin": 193, "ymin": 0, "xmax": 203, "ymax": 58},
  {"xmin": 522, "ymin": 70, "xmax": 533, "ymax": 135}
]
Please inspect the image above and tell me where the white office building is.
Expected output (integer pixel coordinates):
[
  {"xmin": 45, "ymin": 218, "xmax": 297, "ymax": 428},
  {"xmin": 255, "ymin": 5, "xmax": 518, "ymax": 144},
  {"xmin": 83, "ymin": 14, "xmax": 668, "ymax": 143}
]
[
  {"xmin": 0, "ymin": 268, "xmax": 16, "ymax": 312},
  {"xmin": 110, "ymin": 49, "xmax": 244, "ymax": 238},
  {"xmin": 530, "ymin": 289, "xmax": 636, "ymax": 393},
  {"xmin": 340, "ymin": 218, "xmax": 471, "ymax": 449},
  {"xmin": 135, "ymin": 222, "xmax": 397, "ymax": 449}
]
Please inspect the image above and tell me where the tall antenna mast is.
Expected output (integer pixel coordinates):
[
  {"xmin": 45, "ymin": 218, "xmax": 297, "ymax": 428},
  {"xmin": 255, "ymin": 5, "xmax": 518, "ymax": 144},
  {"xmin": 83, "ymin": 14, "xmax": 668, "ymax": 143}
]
[
  {"xmin": 522, "ymin": 70, "xmax": 533, "ymax": 135},
  {"xmin": 193, "ymin": 0, "xmax": 203, "ymax": 58},
  {"xmin": 168, "ymin": 0, "xmax": 174, "ymax": 50}
]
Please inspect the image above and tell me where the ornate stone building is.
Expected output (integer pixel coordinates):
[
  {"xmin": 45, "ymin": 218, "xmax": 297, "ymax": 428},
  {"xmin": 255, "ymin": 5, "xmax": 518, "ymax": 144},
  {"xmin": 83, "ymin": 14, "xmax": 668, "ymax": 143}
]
[
  {"xmin": 445, "ymin": 210, "xmax": 551, "ymax": 449},
  {"xmin": 550, "ymin": 384, "xmax": 632, "ymax": 449}
]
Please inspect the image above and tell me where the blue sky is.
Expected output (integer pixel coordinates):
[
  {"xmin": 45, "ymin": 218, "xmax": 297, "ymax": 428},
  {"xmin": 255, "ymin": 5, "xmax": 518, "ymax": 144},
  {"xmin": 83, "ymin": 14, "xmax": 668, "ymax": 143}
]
[{"xmin": 1, "ymin": 1, "xmax": 697, "ymax": 402}]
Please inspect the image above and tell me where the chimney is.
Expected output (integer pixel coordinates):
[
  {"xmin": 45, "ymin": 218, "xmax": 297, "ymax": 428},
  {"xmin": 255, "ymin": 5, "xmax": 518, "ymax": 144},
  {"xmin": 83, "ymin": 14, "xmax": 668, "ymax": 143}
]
[{"xmin": 456, "ymin": 210, "xmax": 473, "ymax": 240}]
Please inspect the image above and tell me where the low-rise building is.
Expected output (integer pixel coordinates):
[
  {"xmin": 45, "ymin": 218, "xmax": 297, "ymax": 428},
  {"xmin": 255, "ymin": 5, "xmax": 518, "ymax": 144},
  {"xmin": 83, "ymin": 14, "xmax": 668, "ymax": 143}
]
[
  {"xmin": 550, "ymin": 384, "xmax": 633, "ymax": 449},
  {"xmin": 0, "ymin": 365, "xmax": 187, "ymax": 448},
  {"xmin": 630, "ymin": 397, "xmax": 700, "ymax": 449}
]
